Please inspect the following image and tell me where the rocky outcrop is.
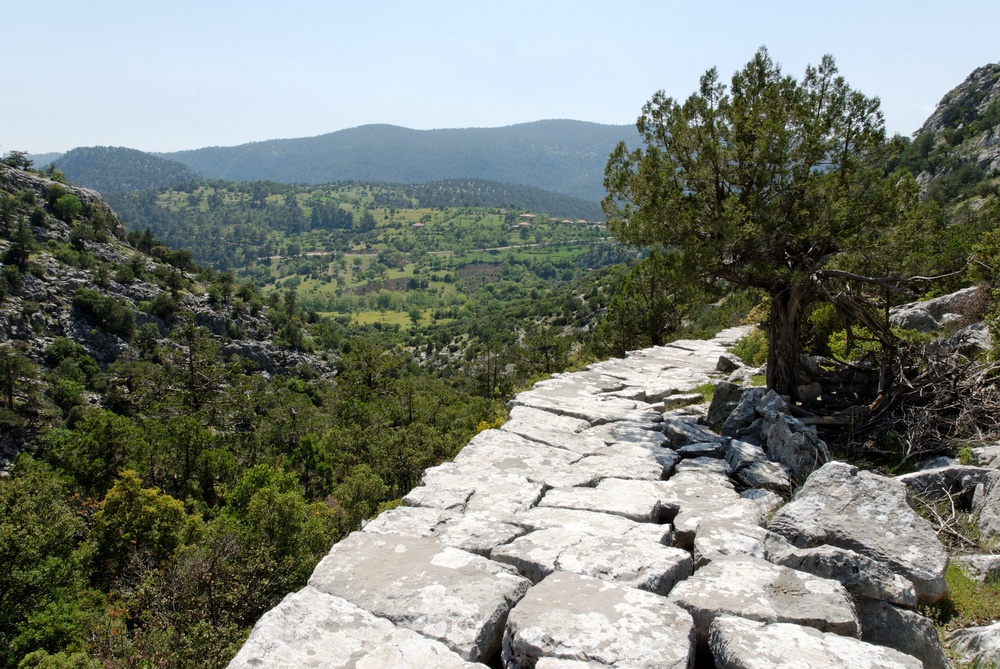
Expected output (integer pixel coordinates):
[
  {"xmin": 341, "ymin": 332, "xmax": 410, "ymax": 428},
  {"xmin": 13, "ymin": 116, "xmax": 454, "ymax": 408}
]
[
  {"xmin": 769, "ymin": 462, "xmax": 949, "ymax": 605},
  {"xmin": 230, "ymin": 327, "xmax": 948, "ymax": 668}
]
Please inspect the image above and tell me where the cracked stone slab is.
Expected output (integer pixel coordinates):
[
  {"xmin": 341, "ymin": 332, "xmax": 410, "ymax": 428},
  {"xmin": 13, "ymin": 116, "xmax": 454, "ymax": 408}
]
[
  {"xmin": 656, "ymin": 471, "xmax": 747, "ymax": 548},
  {"xmin": 507, "ymin": 386, "xmax": 661, "ymax": 425},
  {"xmin": 538, "ymin": 478, "xmax": 664, "ymax": 523},
  {"xmin": 491, "ymin": 528, "xmax": 692, "ymax": 595},
  {"xmin": 603, "ymin": 442, "xmax": 681, "ymax": 476},
  {"xmin": 505, "ymin": 405, "xmax": 592, "ymax": 433},
  {"xmin": 512, "ymin": 507, "xmax": 672, "ymax": 545},
  {"xmin": 227, "ymin": 586, "xmax": 483, "ymax": 669},
  {"xmin": 362, "ymin": 505, "xmax": 525, "ymax": 557},
  {"xmin": 578, "ymin": 421, "xmax": 667, "ymax": 448},
  {"xmin": 667, "ymin": 555, "xmax": 857, "ymax": 645},
  {"xmin": 574, "ymin": 452, "xmax": 668, "ymax": 481},
  {"xmin": 692, "ymin": 520, "xmax": 768, "ymax": 566},
  {"xmin": 764, "ymin": 532, "xmax": 917, "ymax": 608},
  {"xmin": 768, "ymin": 461, "xmax": 949, "ymax": 604},
  {"xmin": 452, "ymin": 429, "xmax": 599, "ymax": 488},
  {"xmin": 741, "ymin": 488, "xmax": 786, "ymax": 519},
  {"xmin": 502, "ymin": 571, "xmax": 695, "ymax": 669},
  {"xmin": 708, "ymin": 616, "xmax": 922, "ymax": 669},
  {"xmin": 403, "ymin": 462, "xmax": 546, "ymax": 523},
  {"xmin": 309, "ymin": 532, "xmax": 531, "ymax": 662},
  {"xmin": 677, "ymin": 441, "xmax": 725, "ymax": 458},
  {"xmin": 501, "ymin": 408, "xmax": 607, "ymax": 456}
]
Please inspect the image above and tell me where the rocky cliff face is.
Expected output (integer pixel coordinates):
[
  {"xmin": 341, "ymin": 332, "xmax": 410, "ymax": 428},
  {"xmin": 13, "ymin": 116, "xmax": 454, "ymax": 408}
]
[
  {"xmin": 909, "ymin": 63, "xmax": 1000, "ymax": 195},
  {"xmin": 0, "ymin": 164, "xmax": 330, "ymax": 464}
]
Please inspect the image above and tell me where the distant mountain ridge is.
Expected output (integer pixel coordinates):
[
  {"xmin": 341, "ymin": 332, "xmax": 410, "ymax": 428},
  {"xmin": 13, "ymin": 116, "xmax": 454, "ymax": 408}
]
[
  {"xmin": 55, "ymin": 146, "xmax": 200, "ymax": 194},
  {"xmin": 153, "ymin": 120, "xmax": 638, "ymax": 202}
]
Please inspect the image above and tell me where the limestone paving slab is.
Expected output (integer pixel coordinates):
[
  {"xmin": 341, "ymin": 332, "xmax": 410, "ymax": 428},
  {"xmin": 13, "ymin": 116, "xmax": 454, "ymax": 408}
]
[
  {"xmin": 708, "ymin": 616, "xmax": 922, "ymax": 669},
  {"xmin": 512, "ymin": 506, "xmax": 672, "ymax": 545},
  {"xmin": 501, "ymin": 571, "xmax": 695, "ymax": 669},
  {"xmin": 227, "ymin": 586, "xmax": 484, "ymax": 669},
  {"xmin": 538, "ymin": 478, "xmax": 664, "ymax": 523},
  {"xmin": 362, "ymin": 505, "xmax": 525, "ymax": 557},
  {"xmin": 309, "ymin": 532, "xmax": 531, "ymax": 662},
  {"xmin": 667, "ymin": 554, "xmax": 858, "ymax": 645},
  {"xmin": 507, "ymin": 388, "xmax": 662, "ymax": 425},
  {"xmin": 768, "ymin": 461, "xmax": 949, "ymax": 604},
  {"xmin": 403, "ymin": 462, "xmax": 546, "ymax": 523},
  {"xmin": 506, "ymin": 405, "xmax": 591, "ymax": 433},
  {"xmin": 578, "ymin": 420, "xmax": 668, "ymax": 447},
  {"xmin": 692, "ymin": 519, "xmax": 768, "ymax": 566},
  {"xmin": 491, "ymin": 528, "xmax": 692, "ymax": 595},
  {"xmin": 500, "ymin": 419, "xmax": 608, "ymax": 456},
  {"xmin": 573, "ymin": 452, "xmax": 666, "ymax": 481}
]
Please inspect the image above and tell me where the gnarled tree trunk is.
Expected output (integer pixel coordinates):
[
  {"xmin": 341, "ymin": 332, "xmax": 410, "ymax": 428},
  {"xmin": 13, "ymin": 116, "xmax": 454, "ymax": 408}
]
[{"xmin": 766, "ymin": 283, "xmax": 811, "ymax": 403}]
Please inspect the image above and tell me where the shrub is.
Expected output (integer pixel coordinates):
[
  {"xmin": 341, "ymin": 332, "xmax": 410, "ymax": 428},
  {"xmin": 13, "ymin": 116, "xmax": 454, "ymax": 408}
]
[
  {"xmin": 731, "ymin": 329, "xmax": 768, "ymax": 367},
  {"xmin": 72, "ymin": 288, "xmax": 135, "ymax": 339}
]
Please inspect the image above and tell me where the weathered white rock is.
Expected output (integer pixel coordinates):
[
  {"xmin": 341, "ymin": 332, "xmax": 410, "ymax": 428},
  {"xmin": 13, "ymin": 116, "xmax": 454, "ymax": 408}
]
[
  {"xmin": 741, "ymin": 488, "xmax": 785, "ymax": 519},
  {"xmin": 952, "ymin": 553, "xmax": 1000, "ymax": 582},
  {"xmin": 692, "ymin": 520, "xmax": 767, "ymax": 566},
  {"xmin": 508, "ymin": 385, "xmax": 660, "ymax": 425},
  {"xmin": 491, "ymin": 528, "xmax": 692, "ymax": 595},
  {"xmin": 505, "ymin": 405, "xmax": 591, "ymax": 434},
  {"xmin": 708, "ymin": 616, "xmax": 922, "ymax": 669},
  {"xmin": 502, "ymin": 571, "xmax": 695, "ymax": 669},
  {"xmin": 662, "ymin": 392, "xmax": 704, "ymax": 409},
  {"xmin": 309, "ymin": 533, "xmax": 531, "ymax": 662},
  {"xmin": 949, "ymin": 621, "xmax": 1000, "ymax": 668},
  {"xmin": 667, "ymin": 555, "xmax": 858, "ymax": 645},
  {"xmin": 512, "ymin": 506, "xmax": 664, "ymax": 540},
  {"xmin": 769, "ymin": 461, "xmax": 949, "ymax": 604},
  {"xmin": 362, "ymin": 505, "xmax": 525, "ymax": 557},
  {"xmin": 404, "ymin": 462, "xmax": 546, "ymax": 523},
  {"xmin": 657, "ymin": 471, "xmax": 745, "ymax": 548},
  {"xmin": 579, "ymin": 421, "xmax": 667, "ymax": 448},
  {"xmin": 227, "ymin": 587, "xmax": 482, "ymax": 669},
  {"xmin": 855, "ymin": 600, "xmax": 949, "ymax": 669},
  {"xmin": 889, "ymin": 286, "xmax": 983, "ymax": 333},
  {"xmin": 453, "ymin": 429, "xmax": 597, "ymax": 488},
  {"xmin": 538, "ymin": 478, "xmax": 663, "ymax": 523},
  {"xmin": 970, "ymin": 443, "xmax": 1000, "ymax": 468},
  {"xmin": 574, "ymin": 452, "xmax": 667, "ymax": 481},
  {"xmin": 500, "ymin": 406, "xmax": 609, "ymax": 457},
  {"xmin": 764, "ymin": 533, "xmax": 917, "ymax": 609},
  {"xmin": 602, "ymin": 441, "xmax": 681, "ymax": 477}
]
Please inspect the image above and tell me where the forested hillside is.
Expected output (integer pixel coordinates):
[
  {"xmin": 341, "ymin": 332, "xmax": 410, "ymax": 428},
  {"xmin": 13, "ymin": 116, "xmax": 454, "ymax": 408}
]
[{"xmin": 53, "ymin": 146, "xmax": 200, "ymax": 193}]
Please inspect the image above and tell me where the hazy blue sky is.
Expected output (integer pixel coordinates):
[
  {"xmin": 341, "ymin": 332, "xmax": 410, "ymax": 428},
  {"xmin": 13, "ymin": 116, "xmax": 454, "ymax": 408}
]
[{"xmin": 5, "ymin": 1, "xmax": 999, "ymax": 154}]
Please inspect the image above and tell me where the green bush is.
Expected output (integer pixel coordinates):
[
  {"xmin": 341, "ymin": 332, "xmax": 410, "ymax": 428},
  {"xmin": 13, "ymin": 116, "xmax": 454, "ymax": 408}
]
[
  {"xmin": 71, "ymin": 288, "xmax": 134, "ymax": 339},
  {"xmin": 52, "ymin": 195, "xmax": 82, "ymax": 222},
  {"xmin": 731, "ymin": 329, "xmax": 768, "ymax": 367}
]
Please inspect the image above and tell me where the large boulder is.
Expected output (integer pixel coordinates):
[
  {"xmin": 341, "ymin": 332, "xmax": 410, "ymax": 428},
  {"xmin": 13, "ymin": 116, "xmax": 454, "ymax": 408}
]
[{"xmin": 768, "ymin": 462, "xmax": 949, "ymax": 604}]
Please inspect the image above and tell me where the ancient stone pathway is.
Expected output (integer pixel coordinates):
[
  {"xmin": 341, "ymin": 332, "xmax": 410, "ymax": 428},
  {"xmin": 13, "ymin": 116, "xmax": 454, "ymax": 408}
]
[{"xmin": 228, "ymin": 326, "xmax": 949, "ymax": 668}]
